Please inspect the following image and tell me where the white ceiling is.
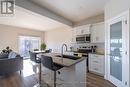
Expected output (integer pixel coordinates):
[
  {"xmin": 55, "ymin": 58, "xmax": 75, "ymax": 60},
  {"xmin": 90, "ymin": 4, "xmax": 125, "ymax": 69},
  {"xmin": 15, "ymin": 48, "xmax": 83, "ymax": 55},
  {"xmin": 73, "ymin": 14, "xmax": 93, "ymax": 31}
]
[
  {"xmin": 0, "ymin": 6, "xmax": 68, "ymax": 31},
  {"xmin": 31, "ymin": 0, "xmax": 108, "ymax": 22},
  {"xmin": 0, "ymin": 0, "xmax": 108, "ymax": 31}
]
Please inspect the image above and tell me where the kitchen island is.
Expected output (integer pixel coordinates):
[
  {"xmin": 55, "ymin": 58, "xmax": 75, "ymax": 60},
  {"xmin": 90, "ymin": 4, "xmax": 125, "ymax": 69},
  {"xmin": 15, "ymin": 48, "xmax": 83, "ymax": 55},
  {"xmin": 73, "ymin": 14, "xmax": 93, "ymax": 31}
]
[{"xmin": 41, "ymin": 53, "xmax": 87, "ymax": 87}]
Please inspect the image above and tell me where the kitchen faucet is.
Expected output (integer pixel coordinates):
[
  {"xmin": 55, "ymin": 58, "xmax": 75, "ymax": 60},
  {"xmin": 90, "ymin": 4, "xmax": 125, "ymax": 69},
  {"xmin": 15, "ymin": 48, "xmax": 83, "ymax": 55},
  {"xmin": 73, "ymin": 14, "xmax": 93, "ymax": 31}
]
[{"xmin": 61, "ymin": 44, "xmax": 67, "ymax": 57}]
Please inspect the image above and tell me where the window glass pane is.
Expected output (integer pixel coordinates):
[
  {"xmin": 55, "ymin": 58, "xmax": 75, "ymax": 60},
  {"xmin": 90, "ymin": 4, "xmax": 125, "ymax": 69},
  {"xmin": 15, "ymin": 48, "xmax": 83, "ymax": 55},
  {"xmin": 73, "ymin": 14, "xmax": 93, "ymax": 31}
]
[
  {"xmin": 19, "ymin": 36, "xmax": 41, "ymax": 58},
  {"xmin": 110, "ymin": 21, "xmax": 122, "ymax": 81}
]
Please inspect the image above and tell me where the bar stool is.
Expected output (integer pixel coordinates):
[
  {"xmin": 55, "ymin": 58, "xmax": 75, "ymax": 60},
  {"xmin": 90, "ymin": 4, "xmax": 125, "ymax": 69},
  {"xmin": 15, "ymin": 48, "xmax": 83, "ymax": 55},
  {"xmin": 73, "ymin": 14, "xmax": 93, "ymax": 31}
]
[
  {"xmin": 29, "ymin": 51, "xmax": 41, "ymax": 63},
  {"xmin": 41, "ymin": 55, "xmax": 63, "ymax": 87}
]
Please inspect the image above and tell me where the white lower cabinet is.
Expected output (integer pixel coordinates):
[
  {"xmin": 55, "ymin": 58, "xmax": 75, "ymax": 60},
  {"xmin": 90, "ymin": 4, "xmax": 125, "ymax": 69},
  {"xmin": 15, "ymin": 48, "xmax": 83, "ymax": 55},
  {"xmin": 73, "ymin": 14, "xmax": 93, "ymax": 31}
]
[{"xmin": 89, "ymin": 54, "xmax": 105, "ymax": 76}]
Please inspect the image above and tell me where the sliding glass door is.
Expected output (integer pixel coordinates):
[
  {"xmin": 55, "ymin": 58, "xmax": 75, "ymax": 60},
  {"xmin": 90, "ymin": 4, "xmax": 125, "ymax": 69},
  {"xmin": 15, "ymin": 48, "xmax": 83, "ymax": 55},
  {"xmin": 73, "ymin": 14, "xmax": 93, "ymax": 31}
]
[{"xmin": 19, "ymin": 36, "xmax": 41, "ymax": 58}]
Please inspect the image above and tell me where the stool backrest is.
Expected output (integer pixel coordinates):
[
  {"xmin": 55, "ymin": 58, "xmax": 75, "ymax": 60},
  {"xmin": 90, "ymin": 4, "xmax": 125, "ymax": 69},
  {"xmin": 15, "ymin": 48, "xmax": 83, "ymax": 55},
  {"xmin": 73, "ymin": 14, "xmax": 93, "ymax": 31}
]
[
  {"xmin": 41, "ymin": 55, "xmax": 53, "ymax": 70},
  {"xmin": 29, "ymin": 51, "xmax": 36, "ymax": 62}
]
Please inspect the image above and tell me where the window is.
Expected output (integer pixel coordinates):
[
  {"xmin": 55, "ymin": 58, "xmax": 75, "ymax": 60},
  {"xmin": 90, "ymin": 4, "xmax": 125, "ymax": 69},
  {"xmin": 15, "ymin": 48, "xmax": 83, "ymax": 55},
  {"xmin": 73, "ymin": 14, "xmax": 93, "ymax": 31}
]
[{"xmin": 19, "ymin": 36, "xmax": 41, "ymax": 58}]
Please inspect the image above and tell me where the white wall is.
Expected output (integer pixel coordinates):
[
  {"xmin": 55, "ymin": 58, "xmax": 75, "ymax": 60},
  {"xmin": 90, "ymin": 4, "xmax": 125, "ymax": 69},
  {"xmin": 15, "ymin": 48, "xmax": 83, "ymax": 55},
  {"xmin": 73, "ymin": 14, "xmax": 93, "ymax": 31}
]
[
  {"xmin": 105, "ymin": 0, "xmax": 130, "ymax": 20},
  {"xmin": 44, "ymin": 26, "xmax": 73, "ymax": 53},
  {"xmin": 0, "ymin": 24, "xmax": 44, "ymax": 53}
]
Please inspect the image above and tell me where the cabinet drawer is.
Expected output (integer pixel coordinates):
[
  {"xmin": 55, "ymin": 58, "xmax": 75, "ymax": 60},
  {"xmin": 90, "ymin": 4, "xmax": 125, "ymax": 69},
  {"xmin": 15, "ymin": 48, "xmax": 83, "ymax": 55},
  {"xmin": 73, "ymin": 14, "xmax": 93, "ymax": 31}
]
[
  {"xmin": 89, "ymin": 54, "xmax": 104, "ymax": 58},
  {"xmin": 89, "ymin": 55, "xmax": 104, "ymax": 65},
  {"xmin": 90, "ymin": 57, "xmax": 104, "ymax": 65},
  {"xmin": 89, "ymin": 64, "xmax": 104, "ymax": 75}
]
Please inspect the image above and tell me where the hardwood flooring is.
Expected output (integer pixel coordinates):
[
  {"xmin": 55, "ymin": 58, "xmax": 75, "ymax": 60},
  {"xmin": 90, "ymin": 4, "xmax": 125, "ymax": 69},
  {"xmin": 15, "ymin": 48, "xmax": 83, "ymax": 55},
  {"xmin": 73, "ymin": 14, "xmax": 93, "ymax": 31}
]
[
  {"xmin": 87, "ymin": 73, "xmax": 116, "ymax": 87},
  {"xmin": 0, "ymin": 73, "xmax": 38, "ymax": 87},
  {"xmin": 0, "ymin": 59, "xmax": 116, "ymax": 87}
]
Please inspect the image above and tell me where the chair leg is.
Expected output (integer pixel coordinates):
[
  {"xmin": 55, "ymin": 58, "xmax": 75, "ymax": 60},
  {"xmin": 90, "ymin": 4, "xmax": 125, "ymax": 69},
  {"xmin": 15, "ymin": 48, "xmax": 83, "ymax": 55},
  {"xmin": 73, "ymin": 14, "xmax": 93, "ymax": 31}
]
[
  {"xmin": 33, "ymin": 63, "xmax": 41, "ymax": 87},
  {"xmin": 54, "ymin": 71, "xmax": 56, "ymax": 87},
  {"xmin": 20, "ymin": 70, "xmax": 22, "ymax": 75},
  {"xmin": 39, "ymin": 63, "xmax": 41, "ymax": 85}
]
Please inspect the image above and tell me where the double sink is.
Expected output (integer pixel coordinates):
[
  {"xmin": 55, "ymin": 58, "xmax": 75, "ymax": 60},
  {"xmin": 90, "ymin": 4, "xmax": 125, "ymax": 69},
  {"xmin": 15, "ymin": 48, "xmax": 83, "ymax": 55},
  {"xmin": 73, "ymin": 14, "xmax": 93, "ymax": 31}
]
[{"xmin": 55, "ymin": 54, "xmax": 81, "ymax": 60}]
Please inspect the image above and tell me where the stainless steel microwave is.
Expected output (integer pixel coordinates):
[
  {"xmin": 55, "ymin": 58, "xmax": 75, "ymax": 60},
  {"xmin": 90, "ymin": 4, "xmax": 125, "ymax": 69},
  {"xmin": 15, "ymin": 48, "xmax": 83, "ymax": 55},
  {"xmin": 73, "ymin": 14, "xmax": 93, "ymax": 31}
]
[{"xmin": 76, "ymin": 34, "xmax": 90, "ymax": 43}]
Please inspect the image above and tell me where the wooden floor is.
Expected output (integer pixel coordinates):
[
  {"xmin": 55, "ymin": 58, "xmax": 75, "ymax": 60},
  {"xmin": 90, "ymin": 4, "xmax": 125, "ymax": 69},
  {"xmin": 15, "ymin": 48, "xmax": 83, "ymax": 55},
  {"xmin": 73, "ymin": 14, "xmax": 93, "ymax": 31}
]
[
  {"xmin": 0, "ymin": 60, "xmax": 116, "ymax": 87},
  {"xmin": 0, "ymin": 73, "xmax": 38, "ymax": 87},
  {"xmin": 87, "ymin": 73, "xmax": 116, "ymax": 87}
]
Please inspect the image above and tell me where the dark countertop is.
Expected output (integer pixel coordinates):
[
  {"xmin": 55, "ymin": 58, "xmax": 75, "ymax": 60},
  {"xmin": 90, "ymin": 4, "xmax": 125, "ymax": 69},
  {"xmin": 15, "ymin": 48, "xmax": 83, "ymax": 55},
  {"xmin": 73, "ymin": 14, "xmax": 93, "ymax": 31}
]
[{"xmin": 41, "ymin": 53, "xmax": 87, "ymax": 67}]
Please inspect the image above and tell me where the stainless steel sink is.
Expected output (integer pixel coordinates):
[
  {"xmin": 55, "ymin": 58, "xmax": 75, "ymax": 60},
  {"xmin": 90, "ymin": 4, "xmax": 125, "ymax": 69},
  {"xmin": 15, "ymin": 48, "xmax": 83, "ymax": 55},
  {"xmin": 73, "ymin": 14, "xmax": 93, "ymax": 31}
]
[{"xmin": 55, "ymin": 55, "xmax": 81, "ymax": 60}]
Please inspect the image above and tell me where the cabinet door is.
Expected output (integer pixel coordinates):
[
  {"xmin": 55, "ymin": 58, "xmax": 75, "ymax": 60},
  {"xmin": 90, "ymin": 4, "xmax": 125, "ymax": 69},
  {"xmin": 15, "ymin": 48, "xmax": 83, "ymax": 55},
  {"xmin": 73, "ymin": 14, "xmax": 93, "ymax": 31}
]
[
  {"xmin": 75, "ymin": 25, "xmax": 90, "ymax": 35},
  {"xmin": 97, "ymin": 23, "xmax": 105, "ymax": 42},
  {"xmin": 71, "ymin": 29, "xmax": 76, "ymax": 43},
  {"xmin": 91, "ymin": 22, "xmax": 105, "ymax": 43},
  {"xmin": 76, "ymin": 28, "xmax": 82, "ymax": 35},
  {"xmin": 81, "ymin": 25, "xmax": 90, "ymax": 35},
  {"xmin": 91, "ymin": 26, "xmax": 97, "ymax": 42}
]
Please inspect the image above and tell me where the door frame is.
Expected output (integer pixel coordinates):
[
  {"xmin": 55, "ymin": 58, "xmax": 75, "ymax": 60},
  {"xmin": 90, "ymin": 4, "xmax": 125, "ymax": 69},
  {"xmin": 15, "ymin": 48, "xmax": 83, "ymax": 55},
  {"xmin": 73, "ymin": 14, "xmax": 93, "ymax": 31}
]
[{"xmin": 105, "ymin": 10, "xmax": 130, "ymax": 87}]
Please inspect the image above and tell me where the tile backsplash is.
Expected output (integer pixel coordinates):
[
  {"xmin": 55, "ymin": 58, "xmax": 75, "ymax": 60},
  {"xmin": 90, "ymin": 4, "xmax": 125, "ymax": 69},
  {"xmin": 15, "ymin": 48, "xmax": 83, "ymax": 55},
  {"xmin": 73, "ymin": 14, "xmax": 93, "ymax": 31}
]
[{"xmin": 93, "ymin": 43, "xmax": 105, "ymax": 54}]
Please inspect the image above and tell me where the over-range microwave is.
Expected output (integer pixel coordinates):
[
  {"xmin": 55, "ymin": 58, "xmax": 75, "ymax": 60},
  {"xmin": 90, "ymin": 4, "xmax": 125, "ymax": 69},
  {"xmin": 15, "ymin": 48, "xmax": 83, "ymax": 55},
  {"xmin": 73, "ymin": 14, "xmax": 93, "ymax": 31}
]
[{"xmin": 76, "ymin": 34, "xmax": 91, "ymax": 43}]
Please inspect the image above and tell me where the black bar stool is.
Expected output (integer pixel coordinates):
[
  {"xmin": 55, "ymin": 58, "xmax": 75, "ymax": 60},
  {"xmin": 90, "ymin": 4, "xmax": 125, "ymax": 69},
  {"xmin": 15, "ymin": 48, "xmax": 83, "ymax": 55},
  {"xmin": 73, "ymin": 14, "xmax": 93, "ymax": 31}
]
[
  {"xmin": 29, "ymin": 51, "xmax": 41, "ymax": 63},
  {"xmin": 41, "ymin": 55, "xmax": 63, "ymax": 87}
]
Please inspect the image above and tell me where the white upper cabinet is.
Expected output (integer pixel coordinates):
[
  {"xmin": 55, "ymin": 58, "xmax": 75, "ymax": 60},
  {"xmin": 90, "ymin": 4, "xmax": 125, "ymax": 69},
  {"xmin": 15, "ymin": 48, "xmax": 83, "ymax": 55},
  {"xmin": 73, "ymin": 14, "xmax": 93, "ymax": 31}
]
[
  {"xmin": 75, "ymin": 24, "xmax": 91, "ymax": 35},
  {"xmin": 71, "ymin": 22, "xmax": 104, "ymax": 43},
  {"xmin": 91, "ymin": 22, "xmax": 105, "ymax": 43},
  {"xmin": 71, "ymin": 29, "xmax": 76, "ymax": 43}
]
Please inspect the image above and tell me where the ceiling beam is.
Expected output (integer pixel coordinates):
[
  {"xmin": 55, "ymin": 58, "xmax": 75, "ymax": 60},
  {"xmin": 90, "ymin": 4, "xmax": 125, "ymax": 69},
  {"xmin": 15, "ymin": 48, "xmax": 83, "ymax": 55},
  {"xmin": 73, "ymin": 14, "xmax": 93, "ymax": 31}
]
[{"xmin": 15, "ymin": 0, "xmax": 73, "ymax": 26}]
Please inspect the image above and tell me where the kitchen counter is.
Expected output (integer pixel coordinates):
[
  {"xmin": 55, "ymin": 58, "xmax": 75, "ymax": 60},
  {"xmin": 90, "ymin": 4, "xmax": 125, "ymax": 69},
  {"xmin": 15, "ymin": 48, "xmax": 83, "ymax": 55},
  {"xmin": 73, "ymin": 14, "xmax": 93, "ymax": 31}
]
[
  {"xmin": 42, "ymin": 53, "xmax": 87, "ymax": 67},
  {"xmin": 41, "ymin": 53, "xmax": 87, "ymax": 87}
]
